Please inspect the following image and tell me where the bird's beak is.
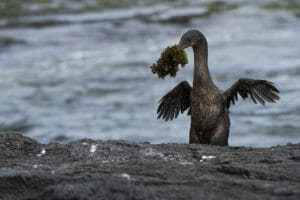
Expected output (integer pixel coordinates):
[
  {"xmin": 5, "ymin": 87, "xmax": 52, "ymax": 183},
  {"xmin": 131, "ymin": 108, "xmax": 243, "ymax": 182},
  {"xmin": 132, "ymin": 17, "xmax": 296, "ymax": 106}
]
[{"xmin": 178, "ymin": 41, "xmax": 189, "ymax": 49}]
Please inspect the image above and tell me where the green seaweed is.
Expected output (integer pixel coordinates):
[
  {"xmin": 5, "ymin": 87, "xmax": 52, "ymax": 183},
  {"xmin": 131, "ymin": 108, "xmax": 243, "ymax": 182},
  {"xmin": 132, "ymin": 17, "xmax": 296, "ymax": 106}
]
[
  {"xmin": 0, "ymin": 0, "xmax": 53, "ymax": 18},
  {"xmin": 0, "ymin": 0, "xmax": 197, "ymax": 20},
  {"xmin": 261, "ymin": 0, "xmax": 300, "ymax": 17},
  {"xmin": 261, "ymin": 1, "xmax": 300, "ymax": 10},
  {"xmin": 206, "ymin": 1, "xmax": 240, "ymax": 15},
  {"xmin": 4, "ymin": 19, "xmax": 70, "ymax": 28},
  {"xmin": 151, "ymin": 45, "xmax": 188, "ymax": 79},
  {"xmin": 23, "ymin": 0, "xmax": 51, "ymax": 3},
  {"xmin": 0, "ymin": 1, "xmax": 24, "ymax": 18},
  {"xmin": 261, "ymin": 3, "xmax": 283, "ymax": 10},
  {"xmin": 0, "ymin": 37, "xmax": 25, "ymax": 47}
]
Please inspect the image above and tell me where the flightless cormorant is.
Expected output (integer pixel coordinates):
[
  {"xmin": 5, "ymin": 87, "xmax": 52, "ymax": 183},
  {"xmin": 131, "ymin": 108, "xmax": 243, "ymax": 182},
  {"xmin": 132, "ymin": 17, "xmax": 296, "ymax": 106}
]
[{"xmin": 157, "ymin": 30, "xmax": 280, "ymax": 146}]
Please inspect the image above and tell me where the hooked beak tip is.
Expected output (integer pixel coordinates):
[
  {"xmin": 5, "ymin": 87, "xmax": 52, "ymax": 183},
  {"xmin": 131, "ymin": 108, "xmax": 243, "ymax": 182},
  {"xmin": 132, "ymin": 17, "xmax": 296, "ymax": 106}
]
[{"xmin": 178, "ymin": 42, "xmax": 189, "ymax": 49}]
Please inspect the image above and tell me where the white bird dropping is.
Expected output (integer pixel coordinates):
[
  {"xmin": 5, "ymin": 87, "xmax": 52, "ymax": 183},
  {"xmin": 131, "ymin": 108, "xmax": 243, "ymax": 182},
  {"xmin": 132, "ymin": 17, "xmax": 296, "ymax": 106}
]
[
  {"xmin": 37, "ymin": 149, "xmax": 46, "ymax": 157},
  {"xmin": 90, "ymin": 144, "xmax": 97, "ymax": 153}
]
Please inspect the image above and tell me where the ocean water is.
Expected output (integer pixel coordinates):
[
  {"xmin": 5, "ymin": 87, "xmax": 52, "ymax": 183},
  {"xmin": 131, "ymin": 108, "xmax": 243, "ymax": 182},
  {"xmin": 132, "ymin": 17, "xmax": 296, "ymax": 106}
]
[{"xmin": 0, "ymin": 0, "xmax": 300, "ymax": 147}]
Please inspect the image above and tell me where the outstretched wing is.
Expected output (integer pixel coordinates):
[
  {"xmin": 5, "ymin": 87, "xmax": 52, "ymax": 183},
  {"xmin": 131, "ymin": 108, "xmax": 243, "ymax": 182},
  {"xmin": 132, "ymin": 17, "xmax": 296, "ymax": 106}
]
[
  {"xmin": 224, "ymin": 78, "xmax": 279, "ymax": 108},
  {"xmin": 157, "ymin": 81, "xmax": 192, "ymax": 121}
]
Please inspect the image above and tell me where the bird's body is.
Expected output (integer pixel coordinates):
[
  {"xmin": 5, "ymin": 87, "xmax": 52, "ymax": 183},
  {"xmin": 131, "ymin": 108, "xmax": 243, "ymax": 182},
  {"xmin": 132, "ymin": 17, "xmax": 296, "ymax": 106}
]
[
  {"xmin": 190, "ymin": 84, "xmax": 229, "ymax": 145},
  {"xmin": 157, "ymin": 30, "xmax": 279, "ymax": 146}
]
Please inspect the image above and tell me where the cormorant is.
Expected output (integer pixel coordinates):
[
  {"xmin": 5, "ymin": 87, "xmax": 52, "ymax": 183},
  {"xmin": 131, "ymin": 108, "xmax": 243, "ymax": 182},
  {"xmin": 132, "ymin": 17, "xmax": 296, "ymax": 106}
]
[{"xmin": 157, "ymin": 30, "xmax": 280, "ymax": 146}]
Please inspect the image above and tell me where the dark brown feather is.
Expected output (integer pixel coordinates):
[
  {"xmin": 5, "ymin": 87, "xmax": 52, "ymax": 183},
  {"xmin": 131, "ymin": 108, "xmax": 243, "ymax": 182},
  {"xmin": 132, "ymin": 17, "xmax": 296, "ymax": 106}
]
[
  {"xmin": 157, "ymin": 81, "xmax": 192, "ymax": 121},
  {"xmin": 224, "ymin": 78, "xmax": 280, "ymax": 108}
]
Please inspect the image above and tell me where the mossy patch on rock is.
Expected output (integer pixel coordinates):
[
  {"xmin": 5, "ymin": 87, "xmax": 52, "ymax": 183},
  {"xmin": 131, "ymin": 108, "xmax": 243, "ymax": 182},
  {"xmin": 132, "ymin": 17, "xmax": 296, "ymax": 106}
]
[{"xmin": 151, "ymin": 45, "xmax": 188, "ymax": 79}]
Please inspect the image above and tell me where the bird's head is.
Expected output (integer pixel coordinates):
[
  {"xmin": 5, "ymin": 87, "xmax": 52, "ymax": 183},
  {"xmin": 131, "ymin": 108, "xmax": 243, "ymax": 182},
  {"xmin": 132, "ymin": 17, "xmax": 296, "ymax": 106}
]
[{"xmin": 178, "ymin": 29, "xmax": 205, "ymax": 49}]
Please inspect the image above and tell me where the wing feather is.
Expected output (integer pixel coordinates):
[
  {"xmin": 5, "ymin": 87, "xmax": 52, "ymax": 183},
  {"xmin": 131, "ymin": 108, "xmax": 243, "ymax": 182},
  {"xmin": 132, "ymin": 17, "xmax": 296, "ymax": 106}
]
[
  {"xmin": 224, "ymin": 78, "xmax": 279, "ymax": 108},
  {"xmin": 157, "ymin": 81, "xmax": 192, "ymax": 121}
]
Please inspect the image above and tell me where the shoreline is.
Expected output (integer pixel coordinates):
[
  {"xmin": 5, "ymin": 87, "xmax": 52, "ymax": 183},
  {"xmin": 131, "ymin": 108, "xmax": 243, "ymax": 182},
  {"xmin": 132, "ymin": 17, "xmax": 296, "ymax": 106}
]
[{"xmin": 0, "ymin": 133, "xmax": 299, "ymax": 199}]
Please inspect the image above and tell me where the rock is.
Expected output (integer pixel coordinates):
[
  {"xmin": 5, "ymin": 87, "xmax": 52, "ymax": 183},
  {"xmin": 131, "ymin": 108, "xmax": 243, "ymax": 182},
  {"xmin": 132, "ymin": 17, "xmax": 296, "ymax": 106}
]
[
  {"xmin": 0, "ymin": 133, "xmax": 299, "ymax": 200},
  {"xmin": 0, "ymin": 37, "xmax": 26, "ymax": 47}
]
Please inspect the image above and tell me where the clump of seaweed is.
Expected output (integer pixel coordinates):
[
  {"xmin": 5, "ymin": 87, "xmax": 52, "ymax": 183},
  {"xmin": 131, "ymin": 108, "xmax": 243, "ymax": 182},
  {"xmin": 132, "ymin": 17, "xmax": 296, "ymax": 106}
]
[{"xmin": 151, "ymin": 45, "xmax": 188, "ymax": 79}]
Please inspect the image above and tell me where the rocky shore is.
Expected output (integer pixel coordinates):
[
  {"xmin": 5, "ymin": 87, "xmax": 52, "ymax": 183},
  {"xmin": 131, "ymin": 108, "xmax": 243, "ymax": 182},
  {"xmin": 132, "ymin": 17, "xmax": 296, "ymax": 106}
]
[{"xmin": 0, "ymin": 133, "xmax": 299, "ymax": 200}]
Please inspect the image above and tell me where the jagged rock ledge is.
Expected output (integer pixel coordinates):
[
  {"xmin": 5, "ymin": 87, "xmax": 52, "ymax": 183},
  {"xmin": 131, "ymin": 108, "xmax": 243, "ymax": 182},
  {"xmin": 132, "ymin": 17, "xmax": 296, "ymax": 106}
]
[{"xmin": 0, "ymin": 133, "xmax": 299, "ymax": 200}]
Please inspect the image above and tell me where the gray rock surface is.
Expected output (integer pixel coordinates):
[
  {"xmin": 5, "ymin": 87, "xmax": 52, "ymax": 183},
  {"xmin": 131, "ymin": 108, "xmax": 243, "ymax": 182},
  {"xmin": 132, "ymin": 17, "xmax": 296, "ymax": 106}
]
[{"xmin": 0, "ymin": 133, "xmax": 299, "ymax": 200}]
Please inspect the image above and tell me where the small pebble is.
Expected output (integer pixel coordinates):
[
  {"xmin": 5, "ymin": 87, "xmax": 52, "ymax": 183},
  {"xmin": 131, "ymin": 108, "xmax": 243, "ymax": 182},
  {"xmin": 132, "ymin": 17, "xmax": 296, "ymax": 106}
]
[{"xmin": 120, "ymin": 173, "xmax": 131, "ymax": 181}]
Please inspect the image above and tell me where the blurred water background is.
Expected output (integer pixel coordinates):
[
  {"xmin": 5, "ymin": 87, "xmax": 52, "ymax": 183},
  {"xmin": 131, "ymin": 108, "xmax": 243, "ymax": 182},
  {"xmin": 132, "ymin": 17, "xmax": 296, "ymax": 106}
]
[{"xmin": 0, "ymin": 0, "xmax": 300, "ymax": 147}]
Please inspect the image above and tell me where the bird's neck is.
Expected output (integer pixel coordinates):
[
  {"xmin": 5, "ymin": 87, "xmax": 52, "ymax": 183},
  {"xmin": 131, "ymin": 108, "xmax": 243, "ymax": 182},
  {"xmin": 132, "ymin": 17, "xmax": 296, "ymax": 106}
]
[{"xmin": 192, "ymin": 40, "xmax": 213, "ymax": 88}]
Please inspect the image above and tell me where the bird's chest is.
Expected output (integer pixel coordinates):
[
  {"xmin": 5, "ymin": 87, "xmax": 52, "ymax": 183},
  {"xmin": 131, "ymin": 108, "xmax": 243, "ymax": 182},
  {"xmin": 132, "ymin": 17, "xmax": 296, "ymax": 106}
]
[{"xmin": 191, "ymin": 88, "xmax": 223, "ymax": 120}]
